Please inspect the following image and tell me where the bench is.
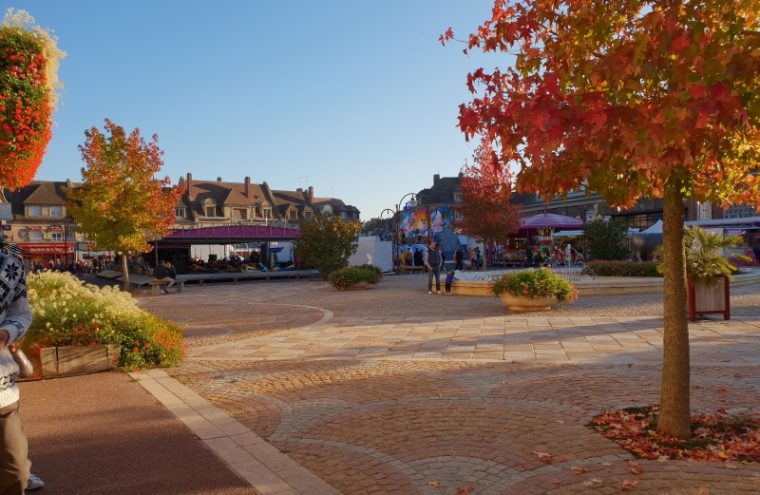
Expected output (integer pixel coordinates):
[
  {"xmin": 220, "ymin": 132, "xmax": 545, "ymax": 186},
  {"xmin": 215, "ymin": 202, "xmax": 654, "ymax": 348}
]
[
  {"xmin": 148, "ymin": 279, "xmax": 185, "ymax": 295},
  {"xmin": 400, "ymin": 265, "xmax": 425, "ymax": 274}
]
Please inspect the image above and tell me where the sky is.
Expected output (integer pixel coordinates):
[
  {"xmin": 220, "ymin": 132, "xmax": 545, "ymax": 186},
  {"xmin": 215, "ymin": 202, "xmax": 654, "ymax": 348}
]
[{"xmin": 3, "ymin": 0, "xmax": 508, "ymax": 220}]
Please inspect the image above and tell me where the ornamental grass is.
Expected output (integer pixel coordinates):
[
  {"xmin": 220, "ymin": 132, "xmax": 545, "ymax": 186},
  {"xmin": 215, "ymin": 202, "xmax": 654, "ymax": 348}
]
[{"xmin": 23, "ymin": 271, "xmax": 184, "ymax": 369}]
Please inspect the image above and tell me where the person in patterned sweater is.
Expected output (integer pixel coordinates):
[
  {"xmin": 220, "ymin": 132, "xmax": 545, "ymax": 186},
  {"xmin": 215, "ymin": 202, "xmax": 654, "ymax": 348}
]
[{"xmin": 0, "ymin": 247, "xmax": 33, "ymax": 495}]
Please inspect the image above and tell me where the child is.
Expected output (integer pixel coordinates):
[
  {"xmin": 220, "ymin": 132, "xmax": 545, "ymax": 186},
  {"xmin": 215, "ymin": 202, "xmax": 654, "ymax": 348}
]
[{"xmin": 445, "ymin": 270, "xmax": 456, "ymax": 295}]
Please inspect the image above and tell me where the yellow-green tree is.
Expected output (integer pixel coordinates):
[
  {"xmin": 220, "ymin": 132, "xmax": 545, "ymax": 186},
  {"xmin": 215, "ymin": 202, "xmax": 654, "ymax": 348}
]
[
  {"xmin": 67, "ymin": 120, "xmax": 184, "ymax": 288},
  {"xmin": 295, "ymin": 214, "xmax": 361, "ymax": 279},
  {"xmin": 446, "ymin": 0, "xmax": 760, "ymax": 438}
]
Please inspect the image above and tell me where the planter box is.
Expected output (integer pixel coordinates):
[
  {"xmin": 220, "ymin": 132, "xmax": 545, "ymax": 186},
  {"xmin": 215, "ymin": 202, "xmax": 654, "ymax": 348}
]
[
  {"xmin": 37, "ymin": 344, "xmax": 121, "ymax": 379},
  {"xmin": 498, "ymin": 293, "xmax": 557, "ymax": 312},
  {"xmin": 687, "ymin": 276, "xmax": 730, "ymax": 321}
]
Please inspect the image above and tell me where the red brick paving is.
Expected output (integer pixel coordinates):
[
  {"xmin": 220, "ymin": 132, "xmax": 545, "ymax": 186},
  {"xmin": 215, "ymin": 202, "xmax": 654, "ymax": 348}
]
[{"xmin": 141, "ymin": 275, "xmax": 760, "ymax": 494}]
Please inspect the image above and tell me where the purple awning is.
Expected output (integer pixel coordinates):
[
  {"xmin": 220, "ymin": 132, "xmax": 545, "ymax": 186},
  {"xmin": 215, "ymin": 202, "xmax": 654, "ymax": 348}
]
[
  {"xmin": 162, "ymin": 225, "xmax": 301, "ymax": 244},
  {"xmin": 519, "ymin": 213, "xmax": 584, "ymax": 229}
]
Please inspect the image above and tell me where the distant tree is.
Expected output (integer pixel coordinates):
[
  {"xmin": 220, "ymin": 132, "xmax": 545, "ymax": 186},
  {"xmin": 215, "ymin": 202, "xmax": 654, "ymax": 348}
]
[
  {"xmin": 295, "ymin": 214, "xmax": 361, "ymax": 279},
  {"xmin": 0, "ymin": 9, "xmax": 64, "ymax": 190},
  {"xmin": 456, "ymin": 145, "xmax": 521, "ymax": 269},
  {"xmin": 583, "ymin": 220, "xmax": 629, "ymax": 261},
  {"xmin": 67, "ymin": 120, "xmax": 184, "ymax": 288},
  {"xmin": 447, "ymin": 0, "xmax": 760, "ymax": 439}
]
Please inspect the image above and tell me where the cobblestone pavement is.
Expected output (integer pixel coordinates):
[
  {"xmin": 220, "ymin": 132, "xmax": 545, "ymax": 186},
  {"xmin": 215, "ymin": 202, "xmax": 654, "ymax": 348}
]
[{"xmin": 140, "ymin": 276, "xmax": 760, "ymax": 494}]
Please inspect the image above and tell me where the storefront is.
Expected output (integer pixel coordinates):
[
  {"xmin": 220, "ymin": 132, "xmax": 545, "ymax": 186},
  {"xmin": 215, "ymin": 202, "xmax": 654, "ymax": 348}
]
[{"xmin": 17, "ymin": 242, "xmax": 74, "ymax": 264}]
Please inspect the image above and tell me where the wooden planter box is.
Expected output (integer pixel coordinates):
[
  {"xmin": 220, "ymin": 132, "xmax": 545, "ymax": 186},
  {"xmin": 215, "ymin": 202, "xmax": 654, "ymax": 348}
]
[
  {"xmin": 687, "ymin": 275, "xmax": 730, "ymax": 321},
  {"xmin": 35, "ymin": 344, "xmax": 121, "ymax": 379}
]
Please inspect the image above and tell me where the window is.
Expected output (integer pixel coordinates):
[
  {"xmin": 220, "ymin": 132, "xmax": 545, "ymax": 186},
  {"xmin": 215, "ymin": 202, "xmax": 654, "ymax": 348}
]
[
  {"xmin": 28, "ymin": 231, "xmax": 43, "ymax": 241},
  {"xmin": 204, "ymin": 199, "xmax": 218, "ymax": 217},
  {"xmin": 51, "ymin": 232, "xmax": 62, "ymax": 241},
  {"xmin": 454, "ymin": 192, "xmax": 462, "ymax": 203},
  {"xmin": 454, "ymin": 210, "xmax": 463, "ymax": 221},
  {"xmin": 233, "ymin": 208, "xmax": 248, "ymax": 220},
  {"xmin": 175, "ymin": 208, "xmax": 186, "ymax": 219},
  {"xmin": 262, "ymin": 208, "xmax": 272, "ymax": 220},
  {"xmin": 49, "ymin": 206, "xmax": 63, "ymax": 217},
  {"xmin": 26, "ymin": 205, "xmax": 42, "ymax": 217}
]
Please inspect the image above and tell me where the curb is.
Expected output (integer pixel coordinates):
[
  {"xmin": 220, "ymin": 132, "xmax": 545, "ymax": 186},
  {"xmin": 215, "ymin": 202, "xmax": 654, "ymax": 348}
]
[{"xmin": 130, "ymin": 369, "xmax": 339, "ymax": 495}]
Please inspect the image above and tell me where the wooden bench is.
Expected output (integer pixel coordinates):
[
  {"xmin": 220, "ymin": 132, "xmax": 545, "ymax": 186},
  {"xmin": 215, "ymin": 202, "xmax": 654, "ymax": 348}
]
[
  {"xmin": 148, "ymin": 279, "xmax": 185, "ymax": 295},
  {"xmin": 400, "ymin": 265, "xmax": 425, "ymax": 274}
]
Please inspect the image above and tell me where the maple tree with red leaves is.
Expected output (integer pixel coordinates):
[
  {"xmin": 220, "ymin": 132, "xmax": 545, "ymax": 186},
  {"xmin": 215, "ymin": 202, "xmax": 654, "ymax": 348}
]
[
  {"xmin": 446, "ymin": 0, "xmax": 760, "ymax": 439},
  {"xmin": 66, "ymin": 120, "xmax": 184, "ymax": 288},
  {"xmin": 457, "ymin": 144, "xmax": 521, "ymax": 270},
  {"xmin": 0, "ymin": 10, "xmax": 64, "ymax": 191}
]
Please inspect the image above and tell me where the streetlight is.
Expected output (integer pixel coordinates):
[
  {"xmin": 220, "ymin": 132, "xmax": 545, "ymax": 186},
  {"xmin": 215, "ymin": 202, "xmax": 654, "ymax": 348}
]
[
  {"xmin": 394, "ymin": 193, "xmax": 417, "ymax": 274},
  {"xmin": 379, "ymin": 208, "xmax": 394, "ymax": 240}
]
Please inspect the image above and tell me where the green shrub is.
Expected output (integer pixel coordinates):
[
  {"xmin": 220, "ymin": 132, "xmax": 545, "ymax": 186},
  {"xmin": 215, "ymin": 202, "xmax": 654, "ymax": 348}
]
[
  {"xmin": 329, "ymin": 265, "xmax": 381, "ymax": 290},
  {"xmin": 583, "ymin": 219, "xmax": 629, "ymax": 260},
  {"xmin": 491, "ymin": 268, "xmax": 578, "ymax": 303},
  {"xmin": 24, "ymin": 271, "xmax": 184, "ymax": 369},
  {"xmin": 587, "ymin": 260, "xmax": 661, "ymax": 277}
]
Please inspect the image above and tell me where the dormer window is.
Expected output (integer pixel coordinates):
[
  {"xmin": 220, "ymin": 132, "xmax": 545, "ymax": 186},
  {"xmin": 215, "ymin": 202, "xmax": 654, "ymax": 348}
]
[{"xmin": 204, "ymin": 199, "xmax": 218, "ymax": 217}]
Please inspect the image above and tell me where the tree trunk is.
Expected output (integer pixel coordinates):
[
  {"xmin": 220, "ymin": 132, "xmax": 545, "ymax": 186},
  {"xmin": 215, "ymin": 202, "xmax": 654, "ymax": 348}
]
[
  {"xmin": 121, "ymin": 252, "xmax": 130, "ymax": 290},
  {"xmin": 657, "ymin": 177, "xmax": 691, "ymax": 439}
]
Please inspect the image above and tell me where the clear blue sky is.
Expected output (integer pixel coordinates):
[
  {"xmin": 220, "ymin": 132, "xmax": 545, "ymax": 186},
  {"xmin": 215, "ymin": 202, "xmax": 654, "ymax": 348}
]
[{"xmin": 4, "ymin": 0, "xmax": 505, "ymax": 220}]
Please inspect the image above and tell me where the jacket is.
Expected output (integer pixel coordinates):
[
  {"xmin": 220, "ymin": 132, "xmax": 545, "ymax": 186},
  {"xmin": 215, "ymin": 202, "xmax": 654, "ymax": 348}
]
[{"xmin": 0, "ymin": 249, "xmax": 32, "ymax": 408}]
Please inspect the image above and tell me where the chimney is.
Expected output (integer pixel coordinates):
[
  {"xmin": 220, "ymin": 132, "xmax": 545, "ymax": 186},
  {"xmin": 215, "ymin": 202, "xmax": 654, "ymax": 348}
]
[
  {"xmin": 186, "ymin": 173, "xmax": 193, "ymax": 193},
  {"xmin": 217, "ymin": 177, "xmax": 223, "ymax": 182},
  {"xmin": 308, "ymin": 186, "xmax": 314, "ymax": 205},
  {"xmin": 244, "ymin": 176, "xmax": 251, "ymax": 198},
  {"xmin": 66, "ymin": 178, "xmax": 73, "ymax": 189},
  {"xmin": 433, "ymin": 174, "xmax": 440, "ymax": 186}
]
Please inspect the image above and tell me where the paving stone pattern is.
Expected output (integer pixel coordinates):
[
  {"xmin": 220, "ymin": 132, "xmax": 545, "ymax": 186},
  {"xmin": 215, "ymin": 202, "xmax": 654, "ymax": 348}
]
[{"xmin": 140, "ymin": 275, "xmax": 760, "ymax": 494}]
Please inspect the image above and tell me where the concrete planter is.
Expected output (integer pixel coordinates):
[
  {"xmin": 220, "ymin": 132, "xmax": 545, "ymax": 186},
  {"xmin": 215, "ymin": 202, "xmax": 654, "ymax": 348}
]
[
  {"xmin": 498, "ymin": 293, "xmax": 558, "ymax": 312},
  {"xmin": 37, "ymin": 344, "xmax": 122, "ymax": 379}
]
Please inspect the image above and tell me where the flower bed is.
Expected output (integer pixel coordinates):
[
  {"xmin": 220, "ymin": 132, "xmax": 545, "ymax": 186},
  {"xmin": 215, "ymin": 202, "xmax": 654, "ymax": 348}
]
[
  {"xmin": 23, "ymin": 271, "xmax": 184, "ymax": 370},
  {"xmin": 590, "ymin": 406, "xmax": 760, "ymax": 462},
  {"xmin": 586, "ymin": 260, "xmax": 661, "ymax": 277}
]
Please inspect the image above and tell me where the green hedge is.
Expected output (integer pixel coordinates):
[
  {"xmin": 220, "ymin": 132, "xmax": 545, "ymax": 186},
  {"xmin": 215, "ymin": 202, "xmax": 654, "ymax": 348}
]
[
  {"xmin": 329, "ymin": 265, "xmax": 381, "ymax": 290},
  {"xmin": 586, "ymin": 260, "xmax": 661, "ymax": 277}
]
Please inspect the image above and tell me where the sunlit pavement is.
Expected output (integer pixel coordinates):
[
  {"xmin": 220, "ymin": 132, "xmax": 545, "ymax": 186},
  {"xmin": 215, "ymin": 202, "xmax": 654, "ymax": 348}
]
[{"xmin": 141, "ymin": 276, "xmax": 760, "ymax": 494}]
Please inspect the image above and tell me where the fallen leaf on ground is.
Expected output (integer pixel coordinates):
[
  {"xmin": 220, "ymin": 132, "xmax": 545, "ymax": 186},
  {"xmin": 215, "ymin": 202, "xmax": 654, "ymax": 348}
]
[
  {"xmin": 621, "ymin": 479, "xmax": 639, "ymax": 491},
  {"xmin": 698, "ymin": 486, "xmax": 710, "ymax": 495},
  {"xmin": 551, "ymin": 479, "xmax": 562, "ymax": 485},
  {"xmin": 571, "ymin": 466, "xmax": 590, "ymax": 474},
  {"xmin": 457, "ymin": 487, "xmax": 473, "ymax": 494},
  {"xmin": 583, "ymin": 478, "xmax": 603, "ymax": 487},
  {"xmin": 532, "ymin": 451, "xmax": 552, "ymax": 463},
  {"xmin": 600, "ymin": 461, "xmax": 612, "ymax": 467},
  {"xmin": 427, "ymin": 481, "xmax": 440, "ymax": 488}
]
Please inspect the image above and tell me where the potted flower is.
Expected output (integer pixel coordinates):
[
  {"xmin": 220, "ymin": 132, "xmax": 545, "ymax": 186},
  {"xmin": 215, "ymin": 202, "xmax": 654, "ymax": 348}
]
[
  {"xmin": 491, "ymin": 268, "xmax": 578, "ymax": 311},
  {"xmin": 329, "ymin": 264, "xmax": 381, "ymax": 290}
]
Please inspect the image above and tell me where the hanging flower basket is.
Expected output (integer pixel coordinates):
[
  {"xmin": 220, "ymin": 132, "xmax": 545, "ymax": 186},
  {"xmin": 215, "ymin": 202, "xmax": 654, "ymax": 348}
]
[{"xmin": 0, "ymin": 10, "xmax": 64, "ymax": 189}]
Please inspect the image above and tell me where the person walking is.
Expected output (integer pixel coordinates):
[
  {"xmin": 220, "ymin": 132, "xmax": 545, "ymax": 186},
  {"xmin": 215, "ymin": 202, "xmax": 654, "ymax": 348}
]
[
  {"xmin": 425, "ymin": 240, "xmax": 443, "ymax": 294},
  {"xmin": 454, "ymin": 247, "xmax": 463, "ymax": 271},
  {"xmin": 0, "ymin": 246, "xmax": 34, "ymax": 495}
]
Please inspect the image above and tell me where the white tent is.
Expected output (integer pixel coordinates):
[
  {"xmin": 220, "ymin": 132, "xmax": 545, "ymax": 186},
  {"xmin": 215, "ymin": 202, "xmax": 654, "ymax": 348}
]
[{"xmin": 642, "ymin": 220, "xmax": 663, "ymax": 234}]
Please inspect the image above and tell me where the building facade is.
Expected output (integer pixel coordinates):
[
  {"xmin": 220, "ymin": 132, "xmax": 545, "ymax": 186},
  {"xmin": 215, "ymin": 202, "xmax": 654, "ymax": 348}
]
[{"xmin": 1, "ymin": 175, "xmax": 360, "ymax": 263}]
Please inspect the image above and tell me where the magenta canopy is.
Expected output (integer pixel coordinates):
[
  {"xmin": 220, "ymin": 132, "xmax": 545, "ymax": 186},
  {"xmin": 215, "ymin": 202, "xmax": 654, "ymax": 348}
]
[
  {"xmin": 519, "ymin": 213, "xmax": 583, "ymax": 229},
  {"xmin": 160, "ymin": 225, "xmax": 301, "ymax": 245}
]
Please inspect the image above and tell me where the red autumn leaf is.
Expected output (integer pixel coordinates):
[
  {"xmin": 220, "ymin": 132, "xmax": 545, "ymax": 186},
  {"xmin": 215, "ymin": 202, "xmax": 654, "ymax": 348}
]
[
  {"xmin": 428, "ymin": 481, "xmax": 441, "ymax": 488},
  {"xmin": 689, "ymin": 84, "xmax": 708, "ymax": 99},
  {"xmin": 531, "ymin": 451, "xmax": 553, "ymax": 464},
  {"xmin": 457, "ymin": 487, "xmax": 473, "ymax": 494}
]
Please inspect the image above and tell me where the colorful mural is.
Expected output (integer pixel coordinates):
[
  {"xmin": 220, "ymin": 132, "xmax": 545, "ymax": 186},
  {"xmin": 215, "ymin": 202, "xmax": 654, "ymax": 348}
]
[{"xmin": 400, "ymin": 209, "xmax": 429, "ymax": 235}]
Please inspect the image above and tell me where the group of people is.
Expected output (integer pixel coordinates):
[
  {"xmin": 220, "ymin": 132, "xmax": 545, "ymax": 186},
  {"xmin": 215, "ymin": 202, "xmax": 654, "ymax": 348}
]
[{"xmin": 424, "ymin": 240, "xmax": 456, "ymax": 295}]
